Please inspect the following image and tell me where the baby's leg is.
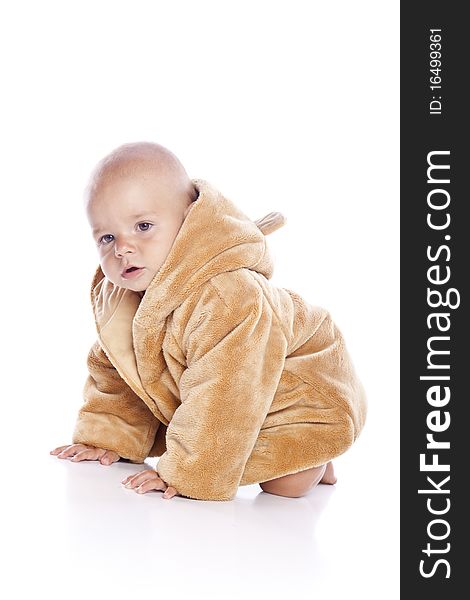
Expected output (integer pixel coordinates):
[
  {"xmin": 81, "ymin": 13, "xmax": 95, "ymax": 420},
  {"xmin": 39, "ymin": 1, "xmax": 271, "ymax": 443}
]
[{"xmin": 259, "ymin": 462, "xmax": 337, "ymax": 498}]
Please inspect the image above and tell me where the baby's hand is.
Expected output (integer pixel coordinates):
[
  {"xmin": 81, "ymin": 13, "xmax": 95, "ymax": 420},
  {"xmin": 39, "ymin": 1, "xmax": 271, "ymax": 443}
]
[
  {"xmin": 121, "ymin": 469, "xmax": 180, "ymax": 500},
  {"xmin": 50, "ymin": 444, "xmax": 120, "ymax": 465}
]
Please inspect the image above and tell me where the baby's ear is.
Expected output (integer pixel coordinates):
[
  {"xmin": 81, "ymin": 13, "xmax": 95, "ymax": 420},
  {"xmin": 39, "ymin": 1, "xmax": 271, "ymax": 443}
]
[{"xmin": 254, "ymin": 211, "xmax": 286, "ymax": 235}]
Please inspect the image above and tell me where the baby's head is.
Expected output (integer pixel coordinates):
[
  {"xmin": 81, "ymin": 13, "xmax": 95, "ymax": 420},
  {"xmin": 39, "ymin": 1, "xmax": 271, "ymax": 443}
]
[{"xmin": 85, "ymin": 141, "xmax": 198, "ymax": 293}]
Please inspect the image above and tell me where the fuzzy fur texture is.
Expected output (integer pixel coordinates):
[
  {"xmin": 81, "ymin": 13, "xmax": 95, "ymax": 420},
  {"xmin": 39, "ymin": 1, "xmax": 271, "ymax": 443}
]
[{"xmin": 72, "ymin": 178, "xmax": 367, "ymax": 501}]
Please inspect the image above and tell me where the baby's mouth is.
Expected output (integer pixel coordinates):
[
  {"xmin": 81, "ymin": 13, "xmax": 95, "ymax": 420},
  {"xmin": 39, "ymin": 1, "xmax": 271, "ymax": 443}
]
[{"xmin": 121, "ymin": 265, "xmax": 145, "ymax": 279}]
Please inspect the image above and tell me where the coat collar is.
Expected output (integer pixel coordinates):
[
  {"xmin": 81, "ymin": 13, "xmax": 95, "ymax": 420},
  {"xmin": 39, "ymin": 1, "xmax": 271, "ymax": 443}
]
[{"xmin": 90, "ymin": 178, "xmax": 286, "ymax": 330}]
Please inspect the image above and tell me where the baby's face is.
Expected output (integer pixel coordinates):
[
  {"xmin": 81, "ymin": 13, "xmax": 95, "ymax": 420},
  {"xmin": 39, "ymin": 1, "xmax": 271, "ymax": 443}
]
[{"xmin": 87, "ymin": 173, "xmax": 193, "ymax": 292}]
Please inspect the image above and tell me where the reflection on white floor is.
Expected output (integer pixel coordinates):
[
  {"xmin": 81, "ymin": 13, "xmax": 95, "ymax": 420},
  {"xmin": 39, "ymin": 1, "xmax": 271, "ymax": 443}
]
[{"xmin": 3, "ymin": 424, "xmax": 398, "ymax": 600}]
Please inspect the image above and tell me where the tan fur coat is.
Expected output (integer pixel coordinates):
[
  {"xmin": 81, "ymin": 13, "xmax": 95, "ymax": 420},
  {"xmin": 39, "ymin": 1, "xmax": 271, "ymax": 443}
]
[{"xmin": 72, "ymin": 178, "xmax": 367, "ymax": 500}]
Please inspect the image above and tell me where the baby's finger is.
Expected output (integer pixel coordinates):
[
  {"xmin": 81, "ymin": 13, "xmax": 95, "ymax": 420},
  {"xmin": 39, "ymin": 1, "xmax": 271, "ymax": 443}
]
[
  {"xmin": 162, "ymin": 486, "xmax": 178, "ymax": 500},
  {"xmin": 121, "ymin": 473, "xmax": 141, "ymax": 485},
  {"xmin": 71, "ymin": 448, "xmax": 103, "ymax": 462},
  {"xmin": 136, "ymin": 477, "xmax": 167, "ymax": 494},
  {"xmin": 50, "ymin": 445, "xmax": 70, "ymax": 455},
  {"xmin": 56, "ymin": 444, "xmax": 89, "ymax": 458},
  {"xmin": 100, "ymin": 450, "xmax": 120, "ymax": 465},
  {"xmin": 122, "ymin": 469, "xmax": 156, "ymax": 489}
]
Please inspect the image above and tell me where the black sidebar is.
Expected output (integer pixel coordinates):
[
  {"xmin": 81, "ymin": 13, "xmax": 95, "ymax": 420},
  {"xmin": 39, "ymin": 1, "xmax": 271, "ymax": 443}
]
[{"xmin": 401, "ymin": 2, "xmax": 468, "ymax": 597}]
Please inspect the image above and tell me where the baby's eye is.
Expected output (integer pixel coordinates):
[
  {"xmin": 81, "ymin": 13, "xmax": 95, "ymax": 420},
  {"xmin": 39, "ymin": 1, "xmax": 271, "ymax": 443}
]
[
  {"xmin": 137, "ymin": 222, "xmax": 153, "ymax": 232},
  {"xmin": 99, "ymin": 234, "xmax": 114, "ymax": 245}
]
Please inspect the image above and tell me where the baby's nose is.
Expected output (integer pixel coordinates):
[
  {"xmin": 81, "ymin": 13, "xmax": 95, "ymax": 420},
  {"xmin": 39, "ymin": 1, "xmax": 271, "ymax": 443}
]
[{"xmin": 114, "ymin": 239, "xmax": 135, "ymax": 257}]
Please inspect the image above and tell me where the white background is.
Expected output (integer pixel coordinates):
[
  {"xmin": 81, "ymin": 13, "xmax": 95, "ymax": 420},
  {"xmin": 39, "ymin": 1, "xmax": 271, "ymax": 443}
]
[{"xmin": 1, "ymin": 2, "xmax": 399, "ymax": 599}]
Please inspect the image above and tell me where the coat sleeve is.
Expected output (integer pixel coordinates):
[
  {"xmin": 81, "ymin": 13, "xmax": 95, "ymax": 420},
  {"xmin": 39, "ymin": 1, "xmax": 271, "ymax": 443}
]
[
  {"xmin": 156, "ymin": 281, "xmax": 288, "ymax": 500},
  {"xmin": 72, "ymin": 340, "xmax": 161, "ymax": 463}
]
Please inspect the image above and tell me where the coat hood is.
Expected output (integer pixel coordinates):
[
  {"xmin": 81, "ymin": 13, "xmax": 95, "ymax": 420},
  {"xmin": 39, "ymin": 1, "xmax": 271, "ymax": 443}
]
[{"xmin": 90, "ymin": 178, "xmax": 286, "ymax": 326}]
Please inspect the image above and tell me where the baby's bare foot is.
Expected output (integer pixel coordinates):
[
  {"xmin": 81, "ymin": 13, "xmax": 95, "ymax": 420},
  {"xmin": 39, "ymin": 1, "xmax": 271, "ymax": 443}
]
[{"xmin": 320, "ymin": 461, "xmax": 337, "ymax": 485}]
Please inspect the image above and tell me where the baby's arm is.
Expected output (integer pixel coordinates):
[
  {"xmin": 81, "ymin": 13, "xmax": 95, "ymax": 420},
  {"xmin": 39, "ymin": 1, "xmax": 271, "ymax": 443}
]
[
  {"xmin": 50, "ymin": 443, "xmax": 120, "ymax": 465},
  {"xmin": 68, "ymin": 340, "xmax": 161, "ymax": 462},
  {"xmin": 156, "ymin": 281, "xmax": 287, "ymax": 501}
]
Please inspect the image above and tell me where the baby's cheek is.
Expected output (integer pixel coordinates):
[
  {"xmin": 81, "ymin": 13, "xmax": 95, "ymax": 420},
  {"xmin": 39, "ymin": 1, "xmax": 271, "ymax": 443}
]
[{"xmin": 100, "ymin": 256, "xmax": 118, "ymax": 282}]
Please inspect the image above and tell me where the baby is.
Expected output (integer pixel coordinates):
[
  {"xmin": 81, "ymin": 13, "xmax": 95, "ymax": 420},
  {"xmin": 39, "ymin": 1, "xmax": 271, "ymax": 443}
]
[{"xmin": 50, "ymin": 141, "xmax": 367, "ymax": 501}]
